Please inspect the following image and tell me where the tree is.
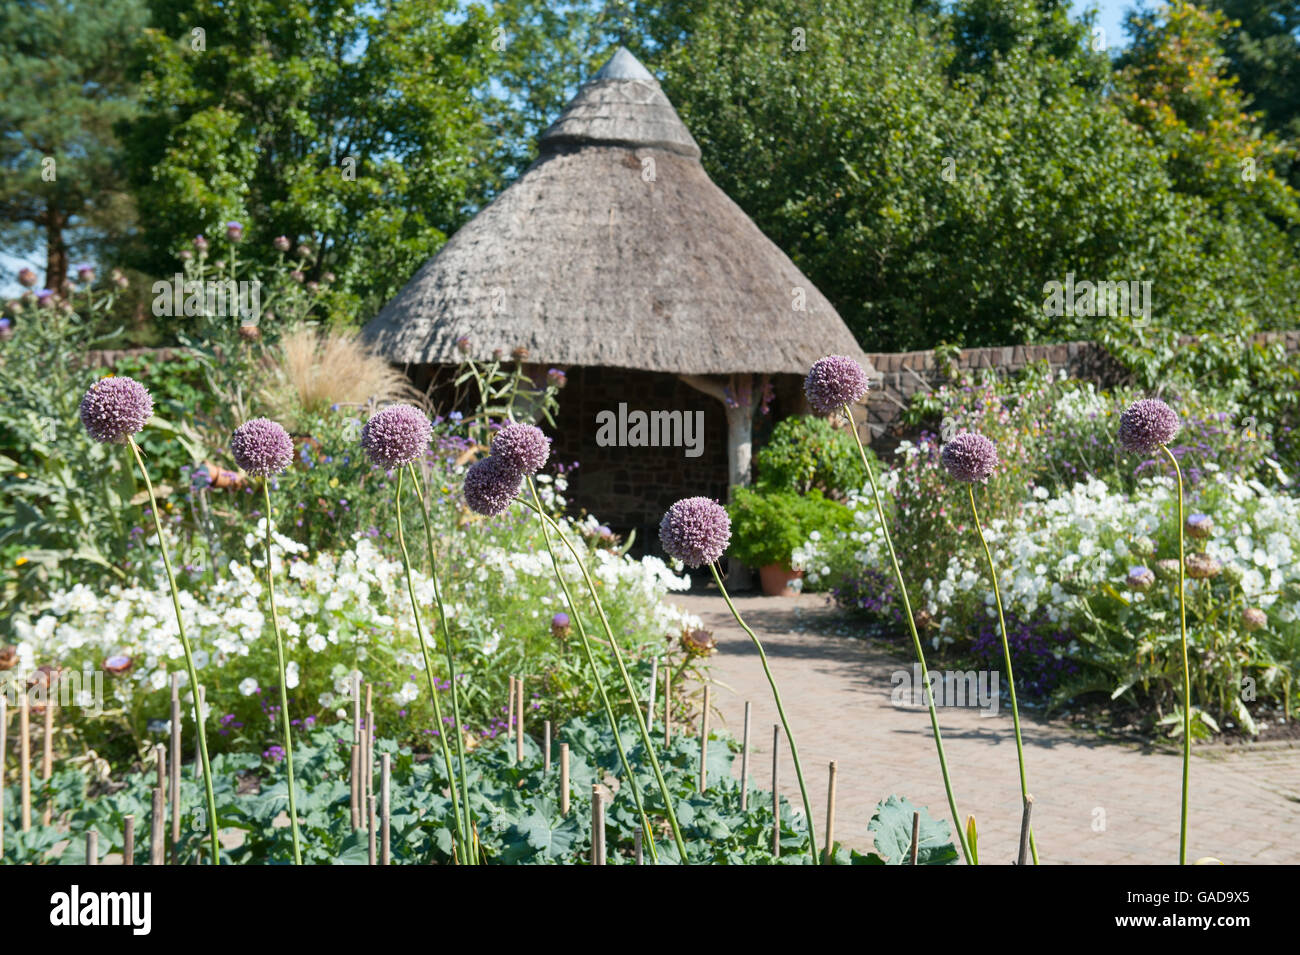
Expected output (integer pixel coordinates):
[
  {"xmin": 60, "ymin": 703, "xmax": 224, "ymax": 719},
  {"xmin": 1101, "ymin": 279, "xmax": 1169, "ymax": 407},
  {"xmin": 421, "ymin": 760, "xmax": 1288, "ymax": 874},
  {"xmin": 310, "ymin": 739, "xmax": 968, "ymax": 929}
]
[
  {"xmin": 0, "ymin": 0, "xmax": 147, "ymax": 290},
  {"xmin": 1206, "ymin": 0, "xmax": 1300, "ymax": 160},
  {"xmin": 120, "ymin": 0, "xmax": 501, "ymax": 320}
]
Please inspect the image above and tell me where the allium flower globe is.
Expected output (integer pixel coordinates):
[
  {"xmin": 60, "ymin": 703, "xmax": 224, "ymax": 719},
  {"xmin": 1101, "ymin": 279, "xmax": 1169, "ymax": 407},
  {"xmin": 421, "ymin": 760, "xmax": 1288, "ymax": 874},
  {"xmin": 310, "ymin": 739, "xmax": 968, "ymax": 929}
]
[
  {"xmin": 361, "ymin": 404, "xmax": 432, "ymax": 469},
  {"xmin": 1185, "ymin": 553, "xmax": 1223, "ymax": 580},
  {"xmin": 551, "ymin": 613, "xmax": 571, "ymax": 639},
  {"xmin": 804, "ymin": 355, "xmax": 869, "ymax": 414},
  {"xmin": 1118, "ymin": 398, "xmax": 1180, "ymax": 453},
  {"xmin": 659, "ymin": 497, "xmax": 731, "ymax": 568},
  {"xmin": 1185, "ymin": 514, "xmax": 1213, "ymax": 539},
  {"xmin": 463, "ymin": 455, "xmax": 523, "ymax": 516},
  {"xmin": 1154, "ymin": 559, "xmax": 1182, "ymax": 582},
  {"xmin": 941, "ymin": 432, "xmax": 999, "ymax": 483},
  {"xmin": 231, "ymin": 418, "xmax": 294, "ymax": 476},
  {"xmin": 1243, "ymin": 608, "xmax": 1268, "ymax": 632},
  {"xmin": 79, "ymin": 376, "xmax": 154, "ymax": 444},
  {"xmin": 491, "ymin": 423, "xmax": 550, "ymax": 476}
]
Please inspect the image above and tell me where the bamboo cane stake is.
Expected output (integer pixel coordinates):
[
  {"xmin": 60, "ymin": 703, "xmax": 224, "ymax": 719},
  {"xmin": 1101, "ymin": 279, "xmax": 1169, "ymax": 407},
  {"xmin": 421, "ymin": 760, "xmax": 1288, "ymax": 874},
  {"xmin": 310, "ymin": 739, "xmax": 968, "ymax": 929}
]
[
  {"xmin": 20, "ymin": 692, "xmax": 30, "ymax": 831},
  {"xmin": 910, "ymin": 810, "xmax": 920, "ymax": 865},
  {"xmin": 155, "ymin": 743, "xmax": 167, "ymax": 860},
  {"xmin": 591, "ymin": 785, "xmax": 605, "ymax": 865},
  {"xmin": 86, "ymin": 829, "xmax": 98, "ymax": 865},
  {"xmin": 123, "ymin": 814, "xmax": 135, "ymax": 866},
  {"xmin": 771, "ymin": 724, "xmax": 780, "ymax": 858},
  {"xmin": 543, "ymin": 720, "xmax": 551, "ymax": 775},
  {"xmin": 41, "ymin": 693, "xmax": 53, "ymax": 826},
  {"xmin": 516, "ymin": 675, "xmax": 524, "ymax": 764},
  {"xmin": 740, "ymin": 701, "xmax": 751, "ymax": 811},
  {"xmin": 560, "ymin": 743, "xmax": 570, "ymax": 816},
  {"xmin": 350, "ymin": 672, "xmax": 360, "ymax": 830},
  {"xmin": 367, "ymin": 701, "xmax": 376, "ymax": 866},
  {"xmin": 380, "ymin": 753, "xmax": 391, "ymax": 866},
  {"xmin": 170, "ymin": 673, "xmax": 181, "ymax": 859},
  {"xmin": 634, "ymin": 827, "xmax": 643, "ymax": 865},
  {"xmin": 507, "ymin": 676, "xmax": 516, "ymax": 762},
  {"xmin": 824, "ymin": 760, "xmax": 838, "ymax": 864},
  {"xmin": 151, "ymin": 786, "xmax": 165, "ymax": 865},
  {"xmin": 698, "ymin": 686, "xmax": 710, "ymax": 794}
]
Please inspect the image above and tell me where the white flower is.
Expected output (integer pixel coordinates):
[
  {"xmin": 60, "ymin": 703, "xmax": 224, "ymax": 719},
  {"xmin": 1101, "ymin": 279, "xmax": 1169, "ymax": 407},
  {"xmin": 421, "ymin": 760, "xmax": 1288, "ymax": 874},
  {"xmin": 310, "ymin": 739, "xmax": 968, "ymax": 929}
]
[
  {"xmin": 285, "ymin": 662, "xmax": 299, "ymax": 690},
  {"xmin": 238, "ymin": 678, "xmax": 259, "ymax": 697}
]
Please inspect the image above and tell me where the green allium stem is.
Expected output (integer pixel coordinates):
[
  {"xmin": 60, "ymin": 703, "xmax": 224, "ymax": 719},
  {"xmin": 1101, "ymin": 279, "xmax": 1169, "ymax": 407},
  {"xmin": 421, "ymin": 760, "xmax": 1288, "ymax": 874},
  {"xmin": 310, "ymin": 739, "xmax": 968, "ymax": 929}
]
[
  {"xmin": 396, "ymin": 468, "xmax": 471, "ymax": 863},
  {"xmin": 967, "ymin": 484, "xmax": 1038, "ymax": 865},
  {"xmin": 524, "ymin": 477, "xmax": 659, "ymax": 863},
  {"xmin": 407, "ymin": 463, "xmax": 475, "ymax": 857},
  {"xmin": 843, "ymin": 405, "xmax": 973, "ymax": 864},
  {"xmin": 127, "ymin": 437, "xmax": 220, "ymax": 864},
  {"xmin": 514, "ymin": 493, "xmax": 690, "ymax": 862},
  {"xmin": 707, "ymin": 563, "xmax": 819, "ymax": 864},
  {"xmin": 261, "ymin": 480, "xmax": 303, "ymax": 864},
  {"xmin": 1160, "ymin": 445, "xmax": 1191, "ymax": 865}
]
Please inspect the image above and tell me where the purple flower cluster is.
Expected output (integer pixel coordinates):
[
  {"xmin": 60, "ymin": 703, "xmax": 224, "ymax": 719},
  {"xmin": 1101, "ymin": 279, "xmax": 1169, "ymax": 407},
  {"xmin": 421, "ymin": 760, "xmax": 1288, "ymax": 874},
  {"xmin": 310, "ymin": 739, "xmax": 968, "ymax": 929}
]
[
  {"xmin": 804, "ymin": 355, "xmax": 870, "ymax": 414},
  {"xmin": 79, "ymin": 376, "xmax": 153, "ymax": 444},
  {"xmin": 491, "ymin": 422, "xmax": 550, "ymax": 475},
  {"xmin": 361, "ymin": 403, "xmax": 431, "ymax": 469},
  {"xmin": 659, "ymin": 497, "xmax": 731, "ymax": 568},
  {"xmin": 940, "ymin": 432, "xmax": 998, "ymax": 483},
  {"xmin": 464, "ymin": 455, "xmax": 522, "ymax": 516},
  {"xmin": 969, "ymin": 611, "xmax": 1078, "ymax": 699},
  {"xmin": 231, "ymin": 418, "xmax": 294, "ymax": 476},
  {"xmin": 1119, "ymin": 398, "xmax": 1179, "ymax": 453}
]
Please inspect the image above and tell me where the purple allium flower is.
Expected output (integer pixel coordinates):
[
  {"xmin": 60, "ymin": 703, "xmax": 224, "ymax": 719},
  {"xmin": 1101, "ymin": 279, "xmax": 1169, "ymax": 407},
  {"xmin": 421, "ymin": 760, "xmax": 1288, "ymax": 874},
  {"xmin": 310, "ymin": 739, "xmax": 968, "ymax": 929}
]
[
  {"xmin": 17, "ymin": 267, "xmax": 37, "ymax": 288},
  {"xmin": 804, "ymin": 355, "xmax": 869, "ymax": 414},
  {"xmin": 230, "ymin": 418, "xmax": 294, "ymax": 476},
  {"xmin": 547, "ymin": 368, "xmax": 567, "ymax": 388},
  {"xmin": 551, "ymin": 612, "xmax": 571, "ymax": 638},
  {"xmin": 1126, "ymin": 566, "xmax": 1156, "ymax": 592},
  {"xmin": 456, "ymin": 335, "xmax": 471, "ymax": 353},
  {"xmin": 273, "ymin": 235, "xmax": 291, "ymax": 252},
  {"xmin": 463, "ymin": 455, "xmax": 522, "ymax": 516},
  {"xmin": 1185, "ymin": 514, "xmax": 1213, "ymax": 539},
  {"xmin": 940, "ymin": 432, "xmax": 999, "ymax": 483},
  {"xmin": 289, "ymin": 269, "xmax": 304, "ymax": 284},
  {"xmin": 226, "ymin": 221, "xmax": 243, "ymax": 242},
  {"xmin": 295, "ymin": 244, "xmax": 313, "ymax": 261},
  {"xmin": 659, "ymin": 497, "xmax": 731, "ymax": 568},
  {"xmin": 79, "ymin": 376, "xmax": 153, "ymax": 444},
  {"xmin": 193, "ymin": 235, "xmax": 209, "ymax": 253},
  {"xmin": 1118, "ymin": 398, "xmax": 1179, "ymax": 453},
  {"xmin": 361, "ymin": 403, "xmax": 432, "ymax": 469},
  {"xmin": 76, "ymin": 264, "xmax": 95, "ymax": 283},
  {"xmin": 1243, "ymin": 607, "xmax": 1267, "ymax": 631},
  {"xmin": 1185, "ymin": 552, "xmax": 1222, "ymax": 580},
  {"xmin": 491, "ymin": 422, "xmax": 550, "ymax": 476}
]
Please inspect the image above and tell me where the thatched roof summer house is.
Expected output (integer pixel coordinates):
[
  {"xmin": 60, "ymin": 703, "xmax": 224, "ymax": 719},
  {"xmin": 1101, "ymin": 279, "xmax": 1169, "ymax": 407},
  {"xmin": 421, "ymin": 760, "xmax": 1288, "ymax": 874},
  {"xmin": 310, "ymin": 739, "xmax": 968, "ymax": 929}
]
[{"xmin": 364, "ymin": 48, "xmax": 874, "ymax": 541}]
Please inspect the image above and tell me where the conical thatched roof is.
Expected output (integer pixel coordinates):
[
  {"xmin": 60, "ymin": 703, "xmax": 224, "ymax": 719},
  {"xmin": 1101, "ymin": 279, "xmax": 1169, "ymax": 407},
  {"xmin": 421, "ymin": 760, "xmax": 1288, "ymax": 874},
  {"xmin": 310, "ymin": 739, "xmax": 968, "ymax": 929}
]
[{"xmin": 363, "ymin": 47, "xmax": 871, "ymax": 377}]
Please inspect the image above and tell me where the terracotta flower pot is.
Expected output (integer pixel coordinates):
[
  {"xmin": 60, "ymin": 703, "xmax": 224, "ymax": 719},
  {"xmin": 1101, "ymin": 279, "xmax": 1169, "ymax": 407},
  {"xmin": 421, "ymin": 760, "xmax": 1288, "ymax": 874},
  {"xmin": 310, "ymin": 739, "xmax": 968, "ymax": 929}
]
[{"xmin": 759, "ymin": 563, "xmax": 803, "ymax": 597}]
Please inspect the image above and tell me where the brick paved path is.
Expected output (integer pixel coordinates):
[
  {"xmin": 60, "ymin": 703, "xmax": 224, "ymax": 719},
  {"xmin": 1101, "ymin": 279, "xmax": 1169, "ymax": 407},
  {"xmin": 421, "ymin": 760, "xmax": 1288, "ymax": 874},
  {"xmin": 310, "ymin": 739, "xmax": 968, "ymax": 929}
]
[{"xmin": 675, "ymin": 592, "xmax": 1300, "ymax": 865}]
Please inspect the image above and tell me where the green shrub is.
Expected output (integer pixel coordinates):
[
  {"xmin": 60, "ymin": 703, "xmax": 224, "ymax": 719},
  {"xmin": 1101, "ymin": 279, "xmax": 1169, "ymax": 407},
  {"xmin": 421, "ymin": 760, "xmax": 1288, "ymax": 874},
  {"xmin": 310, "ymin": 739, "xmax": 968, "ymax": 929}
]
[
  {"xmin": 727, "ymin": 487, "xmax": 852, "ymax": 570},
  {"xmin": 755, "ymin": 415, "xmax": 870, "ymax": 498}
]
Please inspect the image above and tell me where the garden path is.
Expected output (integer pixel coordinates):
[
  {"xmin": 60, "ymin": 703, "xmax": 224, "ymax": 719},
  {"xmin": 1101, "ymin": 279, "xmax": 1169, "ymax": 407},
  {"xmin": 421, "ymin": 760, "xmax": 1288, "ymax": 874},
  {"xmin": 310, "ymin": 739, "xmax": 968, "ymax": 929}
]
[{"xmin": 675, "ymin": 592, "xmax": 1300, "ymax": 865}]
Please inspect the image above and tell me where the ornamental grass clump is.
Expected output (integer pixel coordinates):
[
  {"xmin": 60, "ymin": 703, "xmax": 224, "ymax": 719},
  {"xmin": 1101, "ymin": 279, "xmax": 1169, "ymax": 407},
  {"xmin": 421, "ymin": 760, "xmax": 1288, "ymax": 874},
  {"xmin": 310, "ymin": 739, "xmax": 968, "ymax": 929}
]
[
  {"xmin": 79, "ymin": 375, "xmax": 221, "ymax": 864},
  {"xmin": 659, "ymin": 496, "xmax": 819, "ymax": 865},
  {"xmin": 940, "ymin": 430, "xmax": 1037, "ymax": 864},
  {"xmin": 805, "ymin": 354, "xmax": 973, "ymax": 864},
  {"xmin": 1118, "ymin": 396, "xmax": 1191, "ymax": 864},
  {"xmin": 469, "ymin": 420, "xmax": 683, "ymax": 862},
  {"xmin": 231, "ymin": 416, "xmax": 304, "ymax": 864},
  {"xmin": 362, "ymin": 403, "xmax": 473, "ymax": 862}
]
